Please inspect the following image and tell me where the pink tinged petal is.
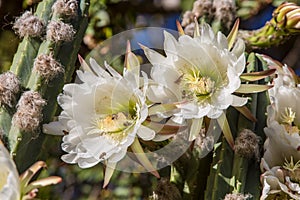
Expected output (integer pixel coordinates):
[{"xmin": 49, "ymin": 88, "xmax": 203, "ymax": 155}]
[
  {"xmin": 137, "ymin": 125, "xmax": 156, "ymax": 141},
  {"xmin": 231, "ymin": 95, "xmax": 248, "ymax": 107},
  {"xmin": 103, "ymin": 162, "xmax": 116, "ymax": 188},
  {"xmin": 189, "ymin": 118, "xmax": 203, "ymax": 141}
]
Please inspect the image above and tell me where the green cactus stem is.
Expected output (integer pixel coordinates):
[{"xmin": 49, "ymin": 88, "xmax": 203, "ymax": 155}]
[
  {"xmin": 6, "ymin": 0, "xmax": 90, "ymax": 172},
  {"xmin": 10, "ymin": 0, "xmax": 56, "ymax": 87}
]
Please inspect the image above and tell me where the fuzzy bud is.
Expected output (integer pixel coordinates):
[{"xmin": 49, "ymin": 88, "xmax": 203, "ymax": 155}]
[
  {"xmin": 12, "ymin": 91, "xmax": 46, "ymax": 132},
  {"xmin": 0, "ymin": 72, "xmax": 20, "ymax": 107},
  {"xmin": 52, "ymin": 0, "xmax": 78, "ymax": 18},
  {"xmin": 181, "ymin": 0, "xmax": 213, "ymax": 28},
  {"xmin": 192, "ymin": 0, "xmax": 213, "ymax": 18},
  {"xmin": 234, "ymin": 129, "xmax": 260, "ymax": 161},
  {"xmin": 213, "ymin": 0, "xmax": 236, "ymax": 31},
  {"xmin": 224, "ymin": 193, "xmax": 252, "ymax": 200},
  {"xmin": 150, "ymin": 178, "xmax": 181, "ymax": 200},
  {"xmin": 181, "ymin": 11, "xmax": 195, "ymax": 27},
  {"xmin": 46, "ymin": 21, "xmax": 75, "ymax": 42},
  {"xmin": 34, "ymin": 53, "xmax": 64, "ymax": 81},
  {"xmin": 13, "ymin": 11, "xmax": 45, "ymax": 38}
]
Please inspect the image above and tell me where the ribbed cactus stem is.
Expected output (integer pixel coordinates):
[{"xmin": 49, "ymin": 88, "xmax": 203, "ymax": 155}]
[
  {"xmin": 5, "ymin": 0, "xmax": 90, "ymax": 172},
  {"xmin": 10, "ymin": 0, "xmax": 56, "ymax": 86}
]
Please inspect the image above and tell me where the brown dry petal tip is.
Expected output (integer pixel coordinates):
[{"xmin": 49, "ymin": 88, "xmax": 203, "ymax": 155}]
[
  {"xmin": 34, "ymin": 53, "xmax": 64, "ymax": 81},
  {"xmin": 13, "ymin": 11, "xmax": 45, "ymax": 38},
  {"xmin": 0, "ymin": 71, "xmax": 20, "ymax": 107},
  {"xmin": 224, "ymin": 193, "xmax": 252, "ymax": 200},
  {"xmin": 52, "ymin": 0, "xmax": 78, "ymax": 17},
  {"xmin": 12, "ymin": 91, "xmax": 46, "ymax": 132},
  {"xmin": 234, "ymin": 129, "xmax": 260, "ymax": 161},
  {"xmin": 46, "ymin": 21, "xmax": 76, "ymax": 43}
]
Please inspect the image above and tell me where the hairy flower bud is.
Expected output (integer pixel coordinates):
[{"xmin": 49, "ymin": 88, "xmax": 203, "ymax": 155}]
[
  {"xmin": 234, "ymin": 129, "xmax": 260, "ymax": 161},
  {"xmin": 181, "ymin": 0, "xmax": 213, "ymax": 28},
  {"xmin": 12, "ymin": 91, "xmax": 46, "ymax": 132},
  {"xmin": 52, "ymin": 0, "xmax": 78, "ymax": 18},
  {"xmin": 224, "ymin": 193, "xmax": 252, "ymax": 200},
  {"xmin": 0, "ymin": 72, "xmax": 20, "ymax": 107},
  {"xmin": 34, "ymin": 53, "xmax": 64, "ymax": 81},
  {"xmin": 13, "ymin": 11, "xmax": 45, "ymax": 38},
  {"xmin": 46, "ymin": 21, "xmax": 75, "ymax": 42},
  {"xmin": 213, "ymin": 0, "xmax": 236, "ymax": 30}
]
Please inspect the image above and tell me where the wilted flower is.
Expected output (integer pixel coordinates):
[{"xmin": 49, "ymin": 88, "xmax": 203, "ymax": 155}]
[
  {"xmin": 143, "ymin": 22, "xmax": 247, "ymax": 147},
  {"xmin": 43, "ymin": 51, "xmax": 157, "ymax": 186},
  {"xmin": 260, "ymin": 158, "xmax": 300, "ymax": 200},
  {"xmin": 263, "ymin": 65, "xmax": 300, "ymax": 168}
]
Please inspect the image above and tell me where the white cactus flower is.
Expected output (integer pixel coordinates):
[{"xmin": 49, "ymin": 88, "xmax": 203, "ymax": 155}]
[
  {"xmin": 43, "ymin": 55, "xmax": 155, "ymax": 170},
  {"xmin": 263, "ymin": 65, "xmax": 300, "ymax": 168},
  {"xmin": 143, "ymin": 23, "xmax": 247, "ymax": 120},
  {"xmin": 0, "ymin": 143, "xmax": 20, "ymax": 200}
]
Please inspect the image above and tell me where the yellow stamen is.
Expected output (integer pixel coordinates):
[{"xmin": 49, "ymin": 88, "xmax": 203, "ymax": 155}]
[
  {"xmin": 281, "ymin": 107, "xmax": 296, "ymax": 125},
  {"xmin": 90, "ymin": 112, "xmax": 134, "ymax": 142},
  {"xmin": 180, "ymin": 69, "xmax": 215, "ymax": 101}
]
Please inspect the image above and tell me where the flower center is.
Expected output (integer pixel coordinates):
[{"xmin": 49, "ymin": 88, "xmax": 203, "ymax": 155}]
[
  {"xmin": 0, "ymin": 169, "xmax": 8, "ymax": 190},
  {"xmin": 180, "ymin": 70, "xmax": 215, "ymax": 101},
  {"xmin": 89, "ymin": 112, "xmax": 135, "ymax": 142},
  {"xmin": 281, "ymin": 107, "xmax": 299, "ymax": 134}
]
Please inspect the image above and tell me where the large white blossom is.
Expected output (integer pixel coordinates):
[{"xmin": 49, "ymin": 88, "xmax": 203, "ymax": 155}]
[
  {"xmin": 43, "ymin": 57, "xmax": 155, "ymax": 169},
  {"xmin": 0, "ymin": 142, "xmax": 20, "ymax": 200},
  {"xmin": 261, "ymin": 65, "xmax": 300, "ymax": 199},
  {"xmin": 143, "ymin": 23, "xmax": 247, "ymax": 120},
  {"xmin": 263, "ymin": 65, "xmax": 300, "ymax": 168}
]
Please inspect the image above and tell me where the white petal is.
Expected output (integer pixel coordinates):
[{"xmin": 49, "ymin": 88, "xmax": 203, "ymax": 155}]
[
  {"xmin": 152, "ymin": 134, "xmax": 174, "ymax": 142},
  {"xmin": 231, "ymin": 95, "xmax": 248, "ymax": 107},
  {"xmin": 90, "ymin": 58, "xmax": 110, "ymax": 78},
  {"xmin": 43, "ymin": 121, "xmax": 65, "ymax": 135},
  {"xmin": 137, "ymin": 125, "xmax": 156, "ymax": 141}
]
